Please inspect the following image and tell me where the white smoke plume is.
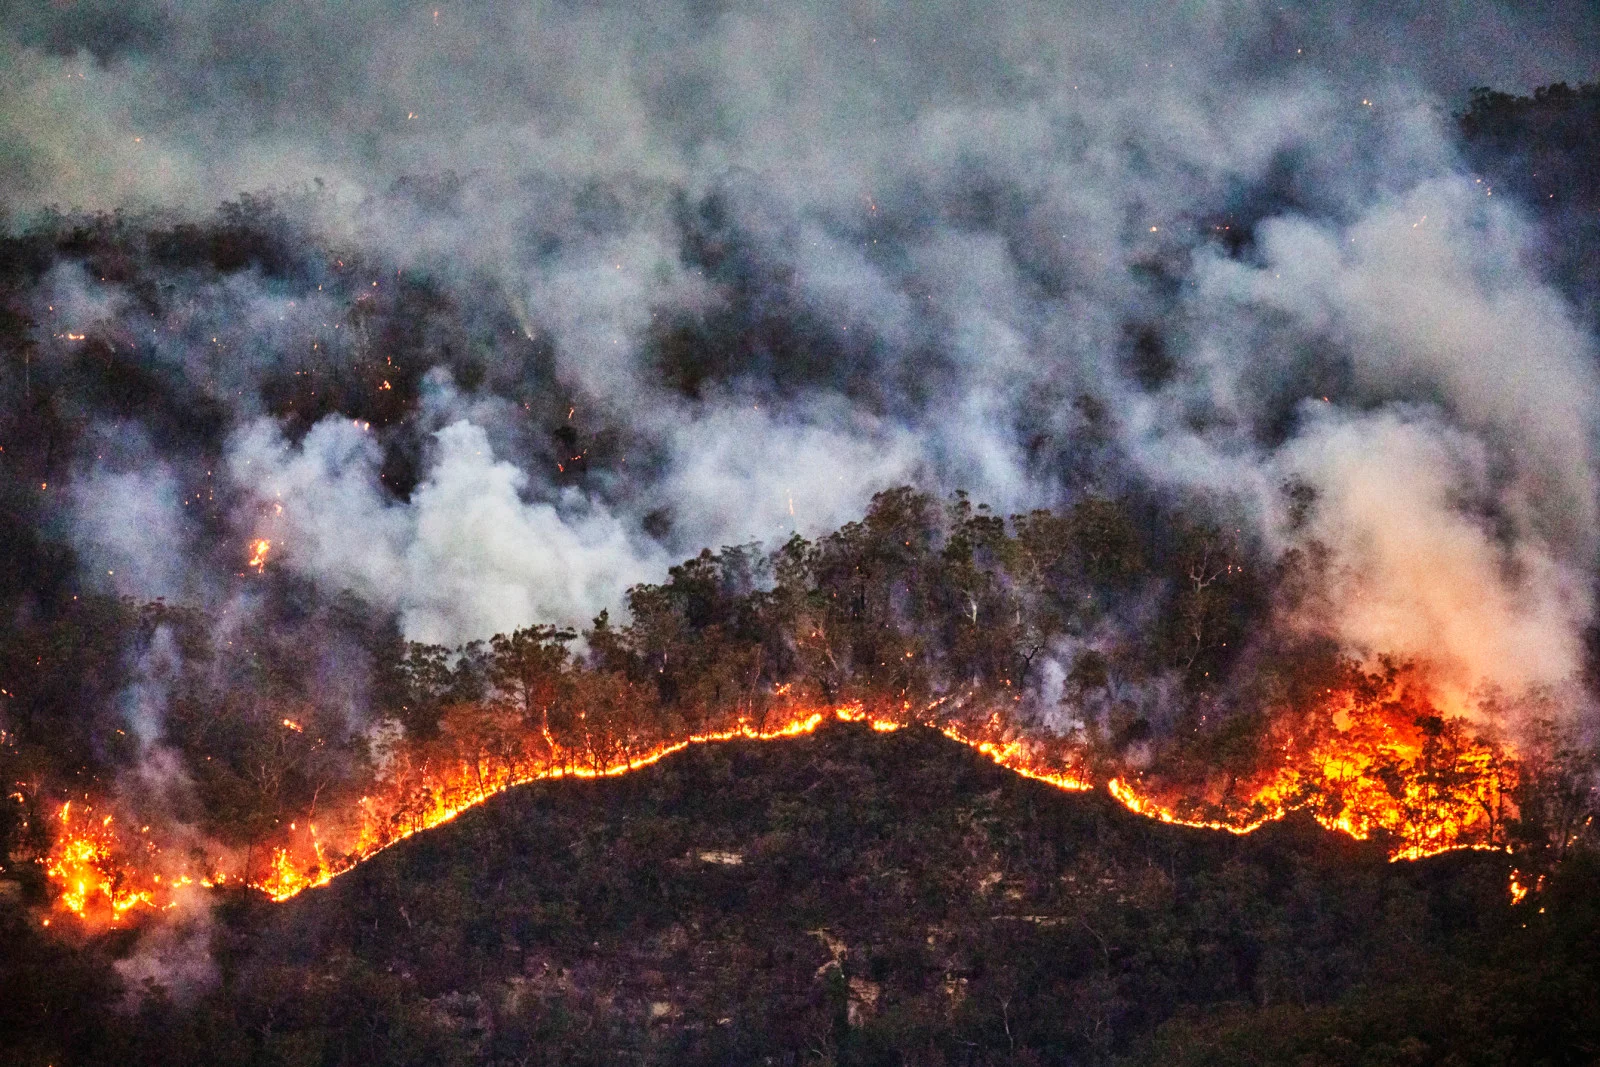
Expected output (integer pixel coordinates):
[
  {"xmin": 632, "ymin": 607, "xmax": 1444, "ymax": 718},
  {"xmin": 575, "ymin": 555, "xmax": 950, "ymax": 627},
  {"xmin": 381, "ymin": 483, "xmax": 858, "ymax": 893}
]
[
  {"xmin": 71, "ymin": 462, "xmax": 194, "ymax": 602},
  {"xmin": 113, "ymin": 893, "xmax": 218, "ymax": 1003},
  {"xmin": 1279, "ymin": 407, "xmax": 1590, "ymax": 695},
  {"xmin": 228, "ymin": 415, "xmax": 665, "ymax": 644}
]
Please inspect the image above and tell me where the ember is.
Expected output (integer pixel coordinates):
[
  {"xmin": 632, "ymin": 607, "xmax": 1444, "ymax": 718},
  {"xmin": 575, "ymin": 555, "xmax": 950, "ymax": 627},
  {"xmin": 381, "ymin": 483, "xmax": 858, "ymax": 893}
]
[{"xmin": 247, "ymin": 538, "xmax": 272, "ymax": 572}]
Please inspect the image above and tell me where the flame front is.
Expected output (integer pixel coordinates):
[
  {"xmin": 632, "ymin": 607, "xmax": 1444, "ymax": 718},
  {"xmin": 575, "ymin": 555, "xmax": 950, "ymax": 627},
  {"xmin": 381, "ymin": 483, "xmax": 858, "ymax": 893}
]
[
  {"xmin": 42, "ymin": 684, "xmax": 1518, "ymax": 924},
  {"xmin": 43, "ymin": 705, "xmax": 1070, "ymax": 917},
  {"xmin": 260, "ymin": 709, "xmax": 838, "ymax": 902},
  {"xmin": 1104, "ymin": 679, "xmax": 1517, "ymax": 861}
]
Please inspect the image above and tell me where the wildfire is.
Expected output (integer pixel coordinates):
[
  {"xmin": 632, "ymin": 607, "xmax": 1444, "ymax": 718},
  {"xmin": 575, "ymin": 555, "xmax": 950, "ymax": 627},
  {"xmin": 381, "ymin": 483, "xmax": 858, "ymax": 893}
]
[
  {"xmin": 1107, "ymin": 777, "xmax": 1280, "ymax": 836},
  {"xmin": 256, "ymin": 708, "xmax": 837, "ymax": 902},
  {"xmin": 247, "ymin": 539, "xmax": 272, "ymax": 572},
  {"xmin": 1102, "ymin": 676, "xmax": 1518, "ymax": 862},
  {"xmin": 934, "ymin": 714, "xmax": 1093, "ymax": 793},
  {"xmin": 41, "ymin": 682, "xmax": 1523, "ymax": 926},
  {"xmin": 46, "ymin": 802, "xmax": 162, "ymax": 924}
]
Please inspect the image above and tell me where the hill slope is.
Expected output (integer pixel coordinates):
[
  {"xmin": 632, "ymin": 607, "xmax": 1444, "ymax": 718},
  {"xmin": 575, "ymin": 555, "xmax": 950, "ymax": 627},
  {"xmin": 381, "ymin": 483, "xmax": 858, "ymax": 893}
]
[
  {"xmin": 12, "ymin": 720, "xmax": 1596, "ymax": 1066},
  {"xmin": 239, "ymin": 722, "xmax": 1515, "ymax": 1064}
]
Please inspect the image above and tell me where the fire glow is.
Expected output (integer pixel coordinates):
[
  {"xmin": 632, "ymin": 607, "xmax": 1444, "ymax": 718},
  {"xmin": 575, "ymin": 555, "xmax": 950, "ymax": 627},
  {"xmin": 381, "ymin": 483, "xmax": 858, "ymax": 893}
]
[
  {"xmin": 46, "ymin": 801, "xmax": 158, "ymax": 923},
  {"xmin": 42, "ymin": 681, "xmax": 1519, "ymax": 926},
  {"xmin": 247, "ymin": 538, "xmax": 272, "ymax": 572},
  {"xmin": 45, "ymin": 802, "xmax": 234, "ymax": 924}
]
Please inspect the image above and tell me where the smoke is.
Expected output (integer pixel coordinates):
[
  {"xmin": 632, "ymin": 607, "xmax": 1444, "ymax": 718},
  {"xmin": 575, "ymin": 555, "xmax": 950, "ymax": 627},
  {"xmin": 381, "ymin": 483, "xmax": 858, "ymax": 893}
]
[
  {"xmin": 1114, "ymin": 133, "xmax": 1598, "ymax": 707},
  {"xmin": 1283, "ymin": 408, "xmax": 1589, "ymax": 690},
  {"xmin": 3, "ymin": 0, "xmax": 1598, "ymax": 706},
  {"xmin": 228, "ymin": 414, "xmax": 665, "ymax": 644},
  {"xmin": 113, "ymin": 893, "xmax": 218, "ymax": 1004},
  {"xmin": 71, "ymin": 461, "xmax": 194, "ymax": 602},
  {"xmin": 652, "ymin": 400, "xmax": 930, "ymax": 549},
  {"xmin": 1209, "ymin": 178, "xmax": 1600, "ymax": 538},
  {"xmin": 112, "ymin": 625, "xmax": 228, "ymax": 997}
]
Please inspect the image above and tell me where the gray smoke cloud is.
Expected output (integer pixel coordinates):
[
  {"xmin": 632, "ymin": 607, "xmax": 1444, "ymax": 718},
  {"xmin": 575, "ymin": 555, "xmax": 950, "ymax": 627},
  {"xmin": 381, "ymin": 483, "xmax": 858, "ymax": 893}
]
[
  {"xmin": 6, "ymin": 0, "xmax": 1599, "ymax": 703},
  {"xmin": 71, "ymin": 459, "xmax": 194, "ymax": 602}
]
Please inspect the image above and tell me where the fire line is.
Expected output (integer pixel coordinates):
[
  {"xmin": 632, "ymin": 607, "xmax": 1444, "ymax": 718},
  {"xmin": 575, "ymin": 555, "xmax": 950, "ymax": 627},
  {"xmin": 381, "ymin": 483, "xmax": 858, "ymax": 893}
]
[{"xmin": 42, "ymin": 698, "xmax": 1514, "ymax": 925}]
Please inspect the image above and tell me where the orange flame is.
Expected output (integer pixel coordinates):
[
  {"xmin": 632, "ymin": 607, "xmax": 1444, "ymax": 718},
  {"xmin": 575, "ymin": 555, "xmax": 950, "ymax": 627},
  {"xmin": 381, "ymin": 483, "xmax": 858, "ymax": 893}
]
[
  {"xmin": 46, "ymin": 802, "xmax": 162, "ymax": 924},
  {"xmin": 1509, "ymin": 869, "xmax": 1529, "ymax": 905},
  {"xmin": 42, "ymin": 689, "xmax": 1518, "ymax": 924},
  {"xmin": 1103, "ymin": 682, "xmax": 1517, "ymax": 862},
  {"xmin": 247, "ymin": 539, "xmax": 271, "ymax": 572}
]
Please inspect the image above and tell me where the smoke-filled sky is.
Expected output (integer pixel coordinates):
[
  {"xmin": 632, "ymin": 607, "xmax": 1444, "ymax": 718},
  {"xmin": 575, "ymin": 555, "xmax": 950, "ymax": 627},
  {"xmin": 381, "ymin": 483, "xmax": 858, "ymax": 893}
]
[{"xmin": 5, "ymin": 0, "xmax": 1600, "ymax": 701}]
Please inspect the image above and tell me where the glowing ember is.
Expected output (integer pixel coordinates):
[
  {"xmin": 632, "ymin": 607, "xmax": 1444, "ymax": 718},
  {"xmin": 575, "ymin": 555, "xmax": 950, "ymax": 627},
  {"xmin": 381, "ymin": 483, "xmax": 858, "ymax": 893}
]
[{"xmin": 248, "ymin": 538, "xmax": 271, "ymax": 572}]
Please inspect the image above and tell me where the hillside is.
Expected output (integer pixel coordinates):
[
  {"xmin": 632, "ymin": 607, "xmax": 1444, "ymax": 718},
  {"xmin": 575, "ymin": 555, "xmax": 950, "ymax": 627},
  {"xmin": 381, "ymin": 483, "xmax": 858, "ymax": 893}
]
[{"xmin": 11, "ymin": 719, "xmax": 1584, "ymax": 1066}]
